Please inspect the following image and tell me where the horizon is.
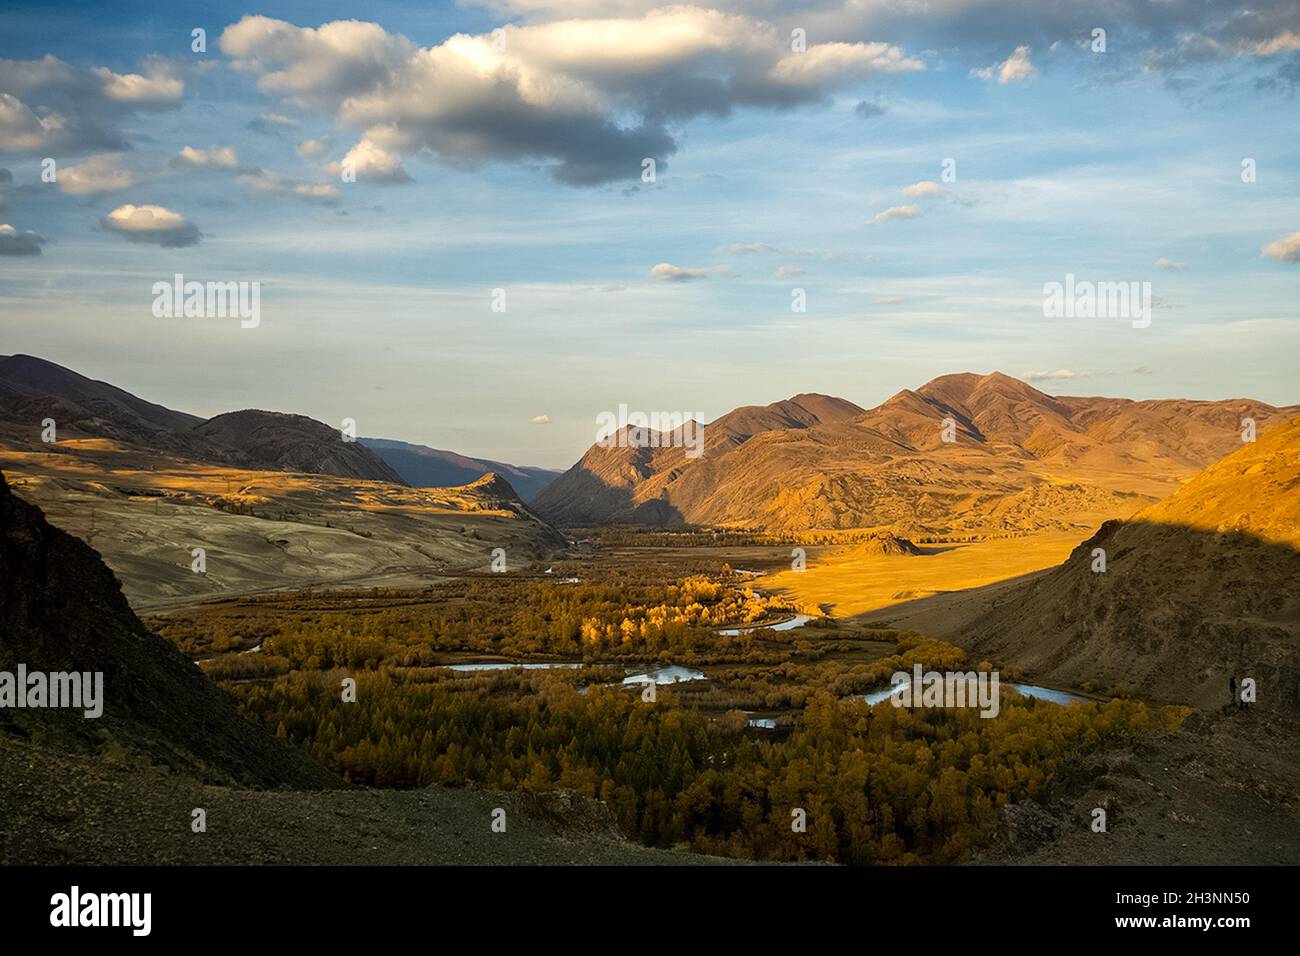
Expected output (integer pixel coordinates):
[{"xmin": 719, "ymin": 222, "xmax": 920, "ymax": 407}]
[
  {"xmin": 6, "ymin": 351, "xmax": 1296, "ymax": 471},
  {"xmin": 2, "ymin": 1, "xmax": 1299, "ymax": 467}
]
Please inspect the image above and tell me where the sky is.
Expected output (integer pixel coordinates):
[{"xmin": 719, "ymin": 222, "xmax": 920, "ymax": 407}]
[{"xmin": 1, "ymin": 0, "xmax": 1298, "ymax": 469}]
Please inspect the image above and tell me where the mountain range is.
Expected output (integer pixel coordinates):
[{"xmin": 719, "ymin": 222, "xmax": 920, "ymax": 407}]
[
  {"xmin": 534, "ymin": 372, "xmax": 1299, "ymax": 536},
  {"xmin": 0, "ymin": 354, "xmax": 556, "ymax": 492},
  {"xmin": 360, "ymin": 437, "xmax": 562, "ymax": 502},
  {"xmin": 0, "ymin": 355, "xmax": 566, "ymax": 607}
]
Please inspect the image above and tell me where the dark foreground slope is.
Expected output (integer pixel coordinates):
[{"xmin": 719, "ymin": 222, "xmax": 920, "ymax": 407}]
[
  {"xmin": 0, "ymin": 471, "xmax": 334, "ymax": 789},
  {"xmin": 0, "ymin": 735, "xmax": 726, "ymax": 865}
]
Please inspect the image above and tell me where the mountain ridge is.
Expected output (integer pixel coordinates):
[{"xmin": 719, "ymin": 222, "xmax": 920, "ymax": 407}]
[{"xmin": 533, "ymin": 371, "xmax": 1299, "ymax": 534}]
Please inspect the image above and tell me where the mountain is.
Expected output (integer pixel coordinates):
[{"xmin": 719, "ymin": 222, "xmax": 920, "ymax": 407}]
[
  {"xmin": 0, "ymin": 354, "xmax": 401, "ymax": 484},
  {"xmin": 195, "ymin": 410, "xmax": 404, "ymax": 484},
  {"xmin": 0, "ymin": 353, "xmax": 203, "ymax": 447},
  {"xmin": 360, "ymin": 437, "xmax": 562, "ymax": 502},
  {"xmin": 0, "ymin": 357, "xmax": 567, "ymax": 606},
  {"xmin": 959, "ymin": 415, "xmax": 1300, "ymax": 712},
  {"xmin": 0, "ymin": 471, "xmax": 334, "ymax": 787},
  {"xmin": 533, "ymin": 372, "xmax": 1298, "ymax": 535}
]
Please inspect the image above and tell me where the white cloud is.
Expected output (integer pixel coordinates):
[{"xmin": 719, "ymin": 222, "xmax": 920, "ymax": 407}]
[
  {"xmin": 650, "ymin": 262, "xmax": 712, "ymax": 282},
  {"xmin": 901, "ymin": 181, "xmax": 943, "ymax": 198},
  {"xmin": 1250, "ymin": 31, "xmax": 1300, "ymax": 55},
  {"xmin": 868, "ymin": 204, "xmax": 920, "ymax": 224},
  {"xmin": 101, "ymin": 204, "xmax": 201, "ymax": 247},
  {"xmin": 0, "ymin": 92, "xmax": 69, "ymax": 151},
  {"xmin": 297, "ymin": 138, "xmax": 327, "ymax": 158},
  {"xmin": 237, "ymin": 168, "xmax": 340, "ymax": 204},
  {"xmin": 171, "ymin": 145, "xmax": 240, "ymax": 169},
  {"xmin": 58, "ymin": 154, "xmax": 135, "ymax": 195},
  {"xmin": 530, "ymin": 414, "xmax": 551, "ymax": 424},
  {"xmin": 774, "ymin": 265, "xmax": 804, "ymax": 278},
  {"xmin": 0, "ymin": 55, "xmax": 182, "ymax": 153},
  {"xmin": 219, "ymin": 11, "xmax": 923, "ymax": 185},
  {"xmin": 769, "ymin": 41, "xmax": 923, "ymax": 86},
  {"xmin": 973, "ymin": 46, "xmax": 1036, "ymax": 84},
  {"xmin": 1154, "ymin": 257, "xmax": 1186, "ymax": 270},
  {"xmin": 1262, "ymin": 231, "xmax": 1300, "ymax": 262},
  {"xmin": 93, "ymin": 64, "xmax": 182, "ymax": 105},
  {"xmin": 328, "ymin": 138, "xmax": 411, "ymax": 184}
]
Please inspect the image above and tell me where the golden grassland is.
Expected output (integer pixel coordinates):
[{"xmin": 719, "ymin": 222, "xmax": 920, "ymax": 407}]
[{"xmin": 763, "ymin": 531, "xmax": 1087, "ymax": 618}]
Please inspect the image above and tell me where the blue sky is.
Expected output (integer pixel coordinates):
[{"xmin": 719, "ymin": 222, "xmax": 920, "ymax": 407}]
[{"xmin": 2, "ymin": 0, "xmax": 1298, "ymax": 468}]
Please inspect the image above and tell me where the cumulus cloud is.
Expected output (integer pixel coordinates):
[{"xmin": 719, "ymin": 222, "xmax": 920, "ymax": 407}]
[
  {"xmin": 650, "ymin": 262, "xmax": 713, "ymax": 282},
  {"xmin": 475, "ymin": 1, "xmax": 1300, "ymax": 86},
  {"xmin": 0, "ymin": 222, "xmax": 45, "ymax": 256},
  {"xmin": 101, "ymin": 204, "xmax": 201, "ymax": 247},
  {"xmin": 0, "ymin": 55, "xmax": 182, "ymax": 153},
  {"xmin": 58, "ymin": 154, "xmax": 135, "ymax": 195},
  {"xmin": 530, "ymin": 414, "xmax": 551, "ymax": 424},
  {"xmin": 973, "ymin": 46, "xmax": 1036, "ymax": 83},
  {"xmin": 1154, "ymin": 257, "xmax": 1186, "ymax": 270},
  {"xmin": 1262, "ymin": 230, "xmax": 1300, "ymax": 262},
  {"xmin": 297, "ymin": 138, "xmax": 327, "ymax": 158},
  {"xmin": 868, "ymin": 204, "xmax": 920, "ymax": 224},
  {"xmin": 219, "ymin": 11, "xmax": 923, "ymax": 186},
  {"xmin": 170, "ymin": 145, "xmax": 240, "ymax": 169},
  {"xmin": 901, "ymin": 181, "xmax": 943, "ymax": 198},
  {"xmin": 328, "ymin": 138, "xmax": 411, "ymax": 184}
]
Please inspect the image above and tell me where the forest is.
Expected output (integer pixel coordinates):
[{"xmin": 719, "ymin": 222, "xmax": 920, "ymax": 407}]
[
  {"xmin": 150, "ymin": 551, "xmax": 1187, "ymax": 863},
  {"xmin": 234, "ymin": 668, "xmax": 1182, "ymax": 863}
]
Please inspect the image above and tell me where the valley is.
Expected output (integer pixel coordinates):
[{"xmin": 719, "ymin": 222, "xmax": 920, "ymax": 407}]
[{"xmin": 3, "ymin": 355, "xmax": 1298, "ymax": 866}]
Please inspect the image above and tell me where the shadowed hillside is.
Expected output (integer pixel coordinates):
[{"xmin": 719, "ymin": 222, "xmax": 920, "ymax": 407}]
[
  {"xmin": 361, "ymin": 436, "xmax": 561, "ymax": 501},
  {"xmin": 0, "ymin": 470, "xmax": 334, "ymax": 788},
  {"xmin": 959, "ymin": 417, "xmax": 1300, "ymax": 712}
]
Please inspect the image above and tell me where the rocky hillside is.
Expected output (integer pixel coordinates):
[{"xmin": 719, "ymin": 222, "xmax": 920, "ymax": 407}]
[{"xmin": 0, "ymin": 471, "xmax": 334, "ymax": 787}]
